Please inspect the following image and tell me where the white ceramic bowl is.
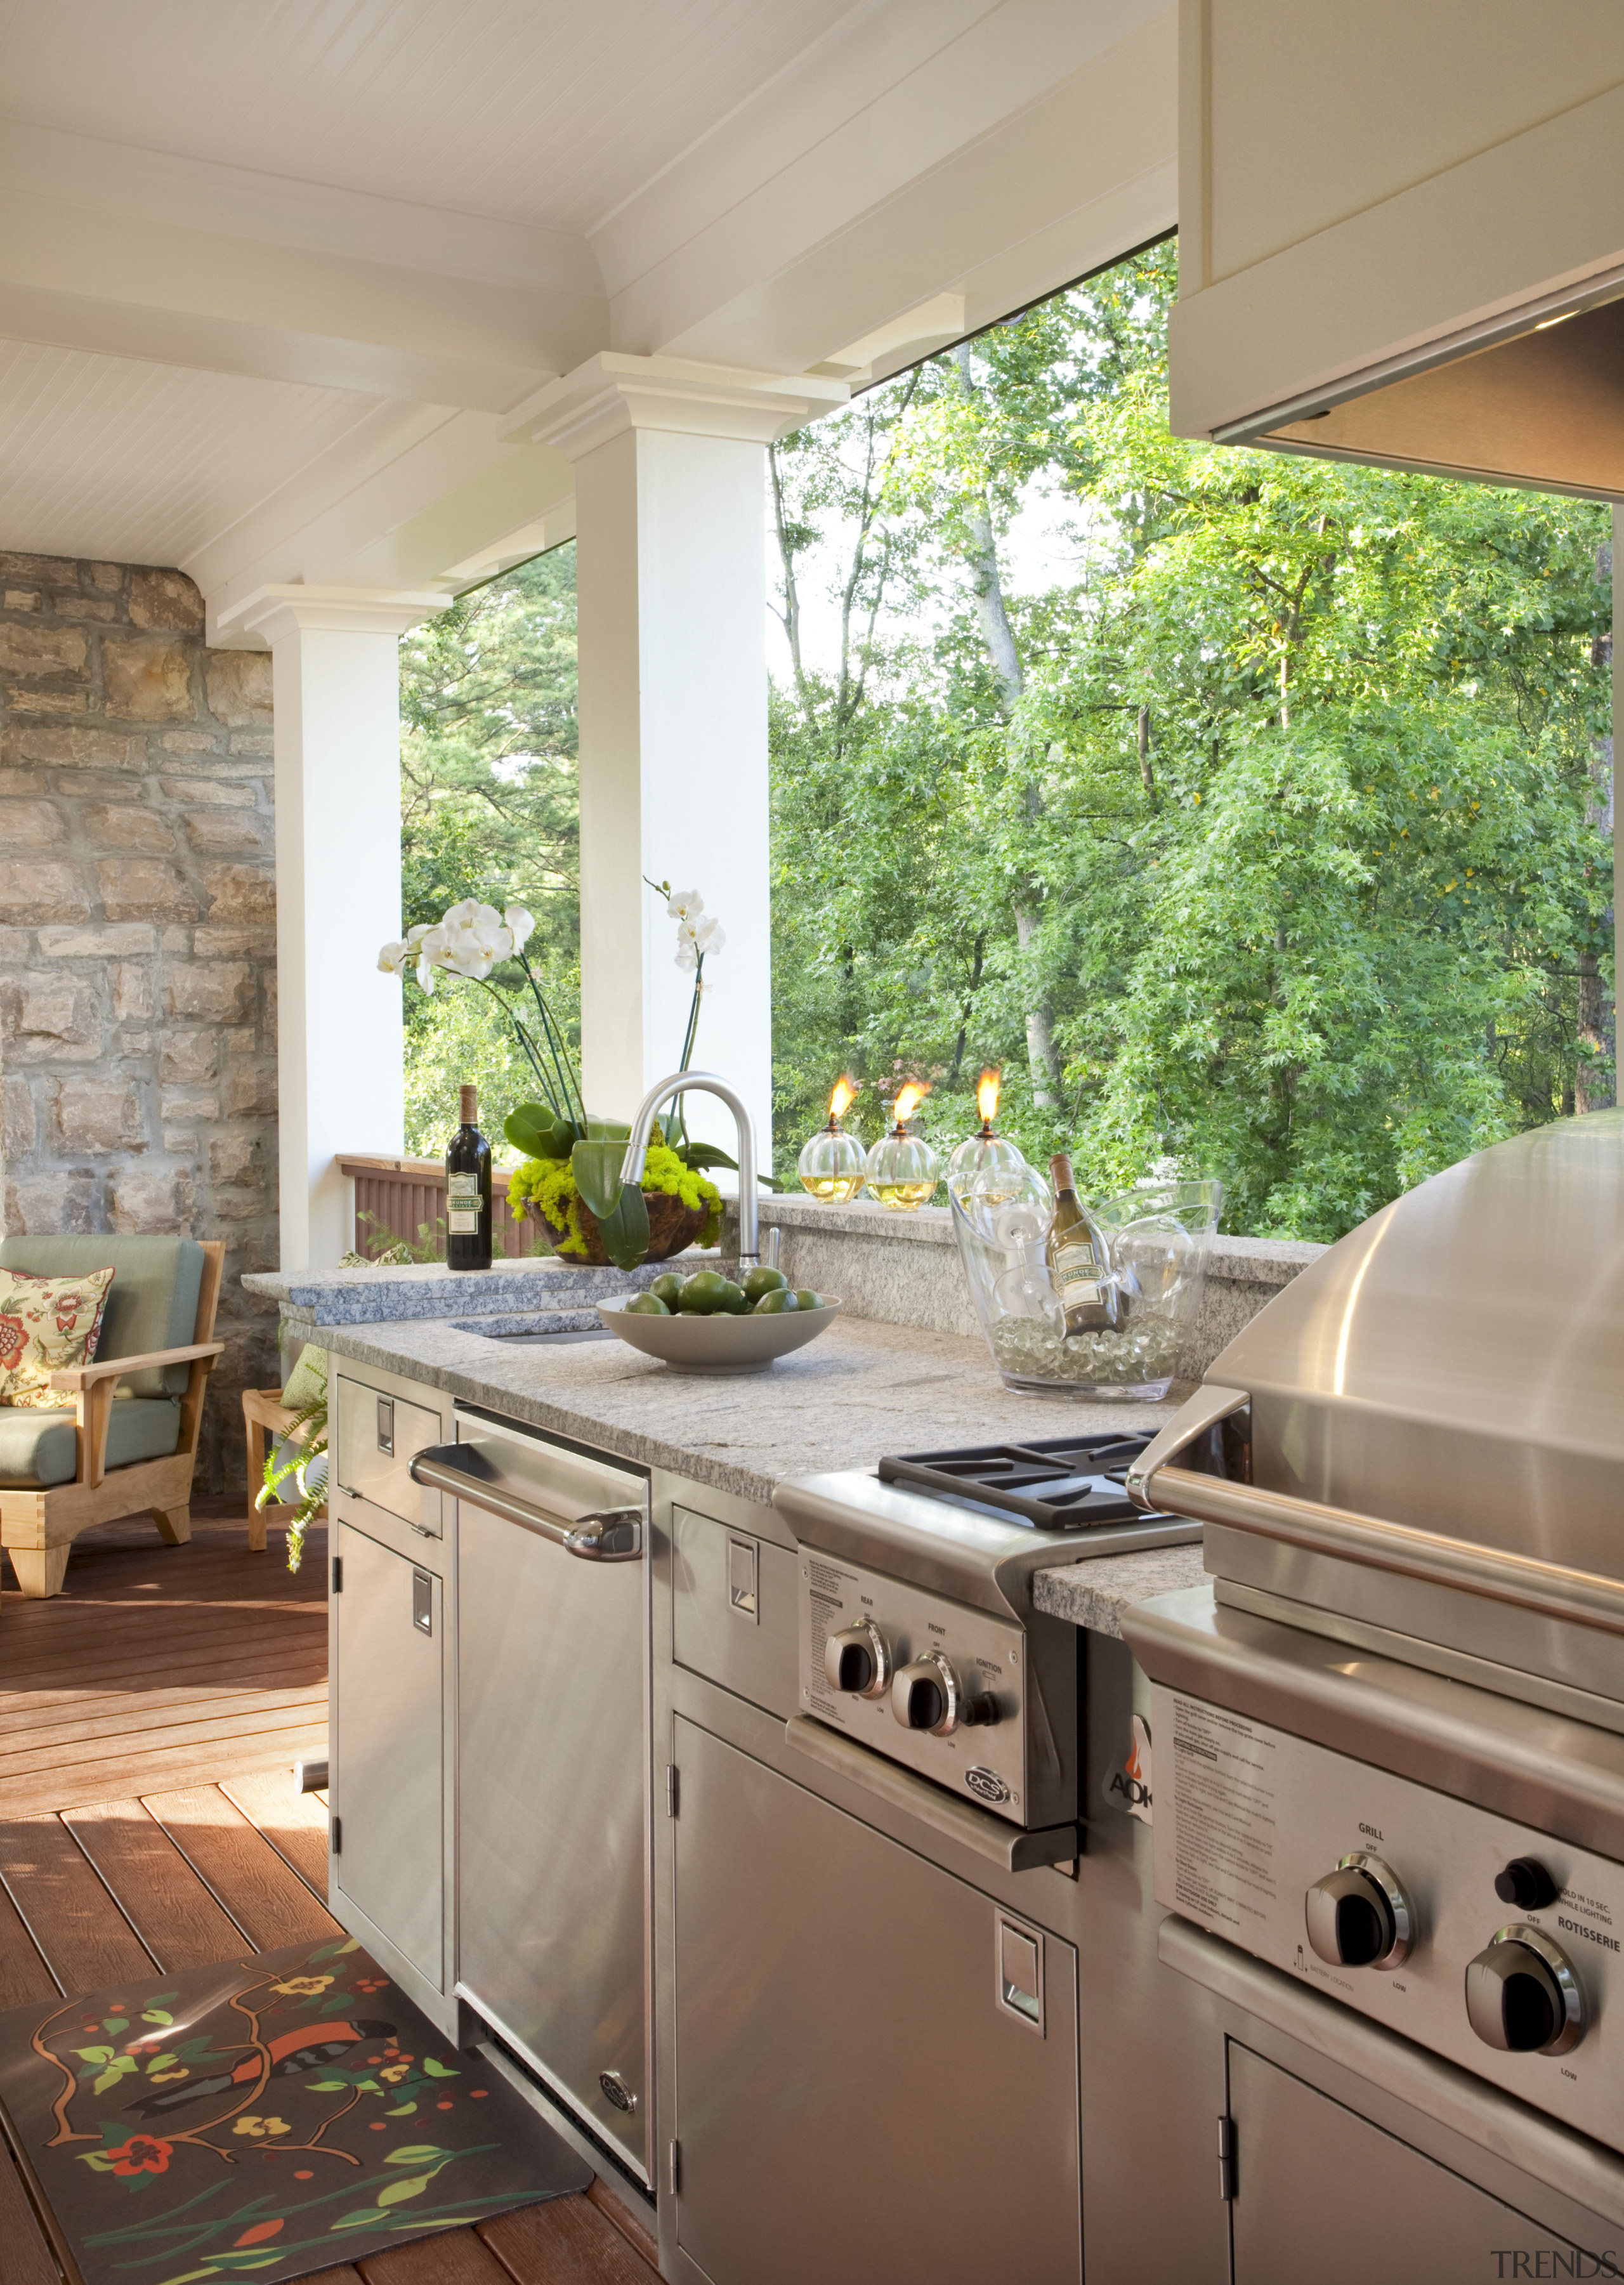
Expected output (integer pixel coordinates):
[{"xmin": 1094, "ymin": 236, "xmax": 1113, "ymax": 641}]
[{"xmin": 596, "ymin": 1293, "xmax": 842, "ymax": 1373}]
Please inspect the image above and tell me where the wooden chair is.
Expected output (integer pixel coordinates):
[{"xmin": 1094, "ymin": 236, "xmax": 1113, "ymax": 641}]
[
  {"xmin": 0, "ymin": 1237, "xmax": 225, "ymax": 1599},
  {"xmin": 242, "ymin": 1385, "xmax": 304, "ymax": 1554}
]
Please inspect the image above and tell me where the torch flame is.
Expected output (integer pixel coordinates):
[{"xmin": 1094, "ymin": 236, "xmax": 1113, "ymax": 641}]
[
  {"xmin": 891, "ymin": 1080, "xmax": 929, "ymax": 1127},
  {"xmin": 828, "ymin": 1075, "xmax": 857, "ymax": 1122},
  {"xmin": 976, "ymin": 1068, "xmax": 1001, "ymax": 1125}
]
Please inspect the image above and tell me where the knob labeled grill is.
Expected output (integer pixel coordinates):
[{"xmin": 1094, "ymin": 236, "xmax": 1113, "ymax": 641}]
[
  {"xmin": 1465, "ymin": 1925, "xmax": 1585, "ymax": 2056},
  {"xmin": 823, "ymin": 1620, "xmax": 891, "ymax": 1699},
  {"xmin": 1304, "ymin": 1853, "xmax": 1413, "ymax": 1971}
]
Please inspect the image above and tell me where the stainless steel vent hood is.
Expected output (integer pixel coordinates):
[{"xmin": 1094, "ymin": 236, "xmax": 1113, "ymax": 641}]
[{"xmin": 1214, "ymin": 280, "xmax": 1624, "ymax": 504}]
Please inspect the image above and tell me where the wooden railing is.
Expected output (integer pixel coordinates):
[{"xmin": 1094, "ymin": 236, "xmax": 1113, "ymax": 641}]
[{"xmin": 337, "ymin": 1156, "xmax": 540, "ymax": 1261}]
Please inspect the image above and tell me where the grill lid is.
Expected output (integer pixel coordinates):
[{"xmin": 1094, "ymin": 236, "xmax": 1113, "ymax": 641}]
[{"xmin": 1202, "ymin": 1111, "xmax": 1624, "ymax": 1579}]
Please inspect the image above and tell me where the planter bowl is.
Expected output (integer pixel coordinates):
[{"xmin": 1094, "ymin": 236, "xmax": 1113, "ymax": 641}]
[
  {"xmin": 596, "ymin": 1294, "xmax": 842, "ymax": 1374},
  {"xmin": 539, "ymin": 1191, "xmax": 708, "ymax": 1266}
]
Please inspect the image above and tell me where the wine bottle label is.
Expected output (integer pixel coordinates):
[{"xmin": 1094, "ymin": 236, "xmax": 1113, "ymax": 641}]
[
  {"xmin": 447, "ymin": 1175, "xmax": 481, "ymax": 1235},
  {"xmin": 1052, "ymin": 1238, "xmax": 1103, "ymax": 1306}
]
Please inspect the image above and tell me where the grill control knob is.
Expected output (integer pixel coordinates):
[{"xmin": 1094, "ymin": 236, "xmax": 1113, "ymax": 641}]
[
  {"xmin": 823, "ymin": 1621, "xmax": 891, "ymax": 1699},
  {"xmin": 1495, "ymin": 1857, "xmax": 1560, "ymax": 1911},
  {"xmin": 1305, "ymin": 1853, "xmax": 1414, "ymax": 1970},
  {"xmin": 892, "ymin": 1652, "xmax": 960, "ymax": 1736},
  {"xmin": 1465, "ymin": 1925, "xmax": 1585, "ymax": 2055}
]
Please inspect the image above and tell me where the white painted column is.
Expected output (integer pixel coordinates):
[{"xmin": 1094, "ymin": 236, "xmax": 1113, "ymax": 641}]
[
  {"xmin": 215, "ymin": 586, "xmax": 450, "ymax": 1273},
  {"xmin": 528, "ymin": 355, "xmax": 844, "ymax": 1167}
]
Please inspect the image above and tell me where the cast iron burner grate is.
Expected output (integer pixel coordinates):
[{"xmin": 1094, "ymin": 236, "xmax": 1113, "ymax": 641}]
[{"xmin": 877, "ymin": 1432, "xmax": 1160, "ymax": 1529}]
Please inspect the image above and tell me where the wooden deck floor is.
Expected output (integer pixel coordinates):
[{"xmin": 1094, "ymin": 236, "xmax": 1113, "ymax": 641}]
[{"xmin": 0, "ymin": 1502, "xmax": 660, "ymax": 2285}]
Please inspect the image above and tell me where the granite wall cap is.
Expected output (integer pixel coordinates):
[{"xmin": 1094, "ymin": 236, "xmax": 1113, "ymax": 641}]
[{"xmin": 242, "ymin": 1253, "xmax": 721, "ymax": 1325}]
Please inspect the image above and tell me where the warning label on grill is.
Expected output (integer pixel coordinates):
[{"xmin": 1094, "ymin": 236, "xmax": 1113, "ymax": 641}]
[{"xmin": 1163, "ymin": 1694, "xmax": 1279, "ymax": 1938}]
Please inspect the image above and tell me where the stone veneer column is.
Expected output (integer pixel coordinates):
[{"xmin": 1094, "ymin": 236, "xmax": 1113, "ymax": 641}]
[
  {"xmin": 215, "ymin": 587, "xmax": 450, "ymax": 1274},
  {"xmin": 0, "ymin": 553, "xmax": 280, "ymax": 1492},
  {"xmin": 525, "ymin": 355, "xmax": 845, "ymax": 1162}
]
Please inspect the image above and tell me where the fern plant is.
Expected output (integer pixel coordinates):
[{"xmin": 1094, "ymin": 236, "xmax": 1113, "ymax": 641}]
[{"xmin": 258, "ymin": 1382, "xmax": 329, "ymax": 1575}]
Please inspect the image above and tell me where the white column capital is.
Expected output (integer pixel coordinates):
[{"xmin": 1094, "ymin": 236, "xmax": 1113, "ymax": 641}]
[
  {"xmin": 216, "ymin": 583, "xmax": 454, "ymax": 648},
  {"xmin": 522, "ymin": 351, "xmax": 848, "ymax": 462}
]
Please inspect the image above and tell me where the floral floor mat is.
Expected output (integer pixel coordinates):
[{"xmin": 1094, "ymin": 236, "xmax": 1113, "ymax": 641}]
[{"xmin": 0, "ymin": 1934, "xmax": 591, "ymax": 2285}]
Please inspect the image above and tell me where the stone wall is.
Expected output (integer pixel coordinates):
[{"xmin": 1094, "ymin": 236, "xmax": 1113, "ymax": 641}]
[{"xmin": 0, "ymin": 553, "xmax": 279, "ymax": 1495}]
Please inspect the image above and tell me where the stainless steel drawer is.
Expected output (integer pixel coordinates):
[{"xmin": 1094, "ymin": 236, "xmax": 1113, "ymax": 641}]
[
  {"xmin": 671, "ymin": 1504, "xmax": 797, "ymax": 1719},
  {"xmin": 334, "ymin": 1373, "xmax": 444, "ymax": 1536}
]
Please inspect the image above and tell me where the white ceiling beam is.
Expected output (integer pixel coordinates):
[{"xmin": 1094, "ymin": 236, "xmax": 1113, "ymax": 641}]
[
  {"xmin": 196, "ymin": 394, "xmax": 579, "ymax": 641},
  {"xmin": 601, "ymin": 0, "xmax": 1174, "ymax": 369},
  {"xmin": 0, "ymin": 187, "xmax": 607, "ymax": 410}
]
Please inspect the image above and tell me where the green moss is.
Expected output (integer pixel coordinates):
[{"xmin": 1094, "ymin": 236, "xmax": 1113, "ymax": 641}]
[{"xmin": 508, "ymin": 1143, "xmax": 721, "ymax": 1260}]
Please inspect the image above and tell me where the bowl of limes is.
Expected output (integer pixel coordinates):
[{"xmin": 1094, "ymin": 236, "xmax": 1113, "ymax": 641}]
[{"xmin": 597, "ymin": 1267, "xmax": 841, "ymax": 1373}]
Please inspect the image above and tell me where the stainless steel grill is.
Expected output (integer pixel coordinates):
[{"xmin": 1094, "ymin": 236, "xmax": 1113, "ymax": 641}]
[{"xmin": 1127, "ymin": 1108, "xmax": 1624, "ymax": 1719}]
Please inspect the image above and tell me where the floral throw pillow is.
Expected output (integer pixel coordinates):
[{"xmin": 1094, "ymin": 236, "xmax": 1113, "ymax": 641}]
[{"xmin": 0, "ymin": 1266, "xmax": 116, "ymax": 1409}]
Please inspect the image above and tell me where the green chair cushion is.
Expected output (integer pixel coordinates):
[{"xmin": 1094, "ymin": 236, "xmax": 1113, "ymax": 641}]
[
  {"xmin": 0, "ymin": 1236, "xmax": 204, "ymax": 1397},
  {"xmin": 0, "ymin": 1397, "xmax": 182, "ymax": 1488}
]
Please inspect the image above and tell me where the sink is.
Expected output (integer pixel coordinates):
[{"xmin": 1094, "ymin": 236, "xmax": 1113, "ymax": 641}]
[{"xmin": 451, "ymin": 1313, "xmax": 615, "ymax": 1346}]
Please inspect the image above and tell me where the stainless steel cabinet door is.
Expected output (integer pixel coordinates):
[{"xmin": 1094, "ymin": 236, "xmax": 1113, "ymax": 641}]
[
  {"xmin": 456, "ymin": 1491, "xmax": 648, "ymax": 2180},
  {"xmin": 672, "ymin": 1718, "xmax": 1082, "ymax": 2285},
  {"xmin": 332, "ymin": 1521, "xmax": 444, "ymax": 1987},
  {"xmin": 1228, "ymin": 2045, "xmax": 1594, "ymax": 2282}
]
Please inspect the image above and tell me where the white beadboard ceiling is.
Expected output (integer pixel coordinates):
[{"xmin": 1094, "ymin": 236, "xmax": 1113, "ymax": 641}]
[
  {"xmin": 0, "ymin": 340, "xmax": 384, "ymax": 567},
  {"xmin": 0, "ymin": 0, "xmax": 1177, "ymax": 606},
  {"xmin": 0, "ymin": 0, "xmax": 862, "ymax": 235}
]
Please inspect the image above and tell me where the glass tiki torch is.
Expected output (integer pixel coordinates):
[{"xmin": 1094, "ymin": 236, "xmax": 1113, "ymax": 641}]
[
  {"xmin": 797, "ymin": 1076, "xmax": 868, "ymax": 1201},
  {"xmin": 863, "ymin": 1081, "xmax": 942, "ymax": 1210},
  {"xmin": 946, "ymin": 1068, "xmax": 1028, "ymax": 1182}
]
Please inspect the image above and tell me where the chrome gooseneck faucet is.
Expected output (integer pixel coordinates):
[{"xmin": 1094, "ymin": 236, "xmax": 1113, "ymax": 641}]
[{"xmin": 619, "ymin": 1070, "xmax": 759, "ymax": 1267}]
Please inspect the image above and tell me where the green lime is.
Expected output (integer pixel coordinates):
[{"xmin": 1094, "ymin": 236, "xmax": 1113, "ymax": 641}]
[
  {"xmin": 742, "ymin": 1266, "xmax": 790, "ymax": 1302},
  {"xmin": 677, "ymin": 1271, "xmax": 730, "ymax": 1314},
  {"xmin": 753, "ymin": 1287, "xmax": 800, "ymax": 1314},
  {"xmin": 624, "ymin": 1292, "xmax": 670, "ymax": 1316},
  {"xmin": 647, "ymin": 1273, "xmax": 684, "ymax": 1306},
  {"xmin": 794, "ymin": 1289, "xmax": 825, "ymax": 1313},
  {"xmin": 712, "ymin": 1280, "xmax": 749, "ymax": 1316}
]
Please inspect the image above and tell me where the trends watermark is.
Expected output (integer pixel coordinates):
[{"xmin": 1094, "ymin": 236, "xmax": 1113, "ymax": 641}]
[{"xmin": 1491, "ymin": 2255, "xmax": 1621, "ymax": 2279}]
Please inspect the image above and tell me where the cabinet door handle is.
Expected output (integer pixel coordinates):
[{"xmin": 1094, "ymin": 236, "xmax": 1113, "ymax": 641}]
[{"xmin": 408, "ymin": 1446, "xmax": 644, "ymax": 1562}]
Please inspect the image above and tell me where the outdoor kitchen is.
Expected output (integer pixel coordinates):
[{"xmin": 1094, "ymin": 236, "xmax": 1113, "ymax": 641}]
[{"xmin": 2, "ymin": 6, "xmax": 1624, "ymax": 2285}]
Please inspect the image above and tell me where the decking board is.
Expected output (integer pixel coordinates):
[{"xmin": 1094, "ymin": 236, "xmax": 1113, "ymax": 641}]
[
  {"xmin": 62, "ymin": 1798, "xmax": 249, "ymax": 1970},
  {"xmin": 142, "ymin": 1783, "xmax": 341, "ymax": 1949},
  {"xmin": 0, "ymin": 1813, "xmax": 156, "ymax": 1994},
  {"xmin": 220, "ymin": 1767, "xmax": 332, "ymax": 1898}
]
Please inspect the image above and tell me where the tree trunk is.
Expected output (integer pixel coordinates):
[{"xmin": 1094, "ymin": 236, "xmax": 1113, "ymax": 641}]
[
  {"xmin": 950, "ymin": 343, "xmax": 1063, "ymax": 1108},
  {"xmin": 768, "ymin": 444, "xmax": 810, "ymax": 710}
]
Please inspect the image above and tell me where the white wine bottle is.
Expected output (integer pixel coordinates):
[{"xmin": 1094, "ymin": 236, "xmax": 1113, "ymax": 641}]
[
  {"xmin": 446, "ymin": 1084, "xmax": 493, "ymax": 1272},
  {"xmin": 1046, "ymin": 1153, "xmax": 1120, "ymax": 1334}
]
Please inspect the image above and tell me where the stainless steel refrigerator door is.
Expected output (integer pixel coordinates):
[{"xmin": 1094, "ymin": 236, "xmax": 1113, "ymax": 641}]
[
  {"xmin": 331, "ymin": 1521, "xmax": 445, "ymax": 1987},
  {"xmin": 1227, "ymin": 2044, "xmax": 1592, "ymax": 2282},
  {"xmin": 671, "ymin": 1716, "xmax": 1082, "ymax": 2285},
  {"xmin": 454, "ymin": 1424, "xmax": 650, "ymax": 2181}
]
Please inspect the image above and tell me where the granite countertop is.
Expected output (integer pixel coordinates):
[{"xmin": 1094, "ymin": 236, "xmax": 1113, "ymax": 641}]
[{"xmin": 311, "ymin": 1308, "xmax": 1204, "ymax": 1634}]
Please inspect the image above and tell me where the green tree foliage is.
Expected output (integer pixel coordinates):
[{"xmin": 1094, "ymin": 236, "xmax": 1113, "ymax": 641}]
[
  {"xmin": 397, "ymin": 546, "xmax": 580, "ymax": 1152},
  {"xmin": 393, "ymin": 252, "xmax": 1613, "ymax": 1238},
  {"xmin": 769, "ymin": 246, "xmax": 1613, "ymax": 1238}
]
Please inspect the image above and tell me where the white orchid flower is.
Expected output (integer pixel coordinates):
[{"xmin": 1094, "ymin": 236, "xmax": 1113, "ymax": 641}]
[
  {"xmin": 666, "ymin": 888, "xmax": 703, "ymax": 921},
  {"xmin": 675, "ymin": 939, "xmax": 698, "ymax": 973},
  {"xmin": 377, "ymin": 940, "xmax": 409, "ymax": 976},
  {"xmin": 406, "ymin": 922, "xmax": 433, "ymax": 947},
  {"xmin": 415, "ymin": 922, "xmax": 449, "ymax": 992},
  {"xmin": 693, "ymin": 917, "xmax": 724, "ymax": 955},
  {"xmin": 504, "ymin": 903, "xmax": 535, "ymax": 951}
]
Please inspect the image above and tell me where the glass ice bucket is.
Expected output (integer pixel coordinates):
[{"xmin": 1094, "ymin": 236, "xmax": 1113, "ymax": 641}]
[{"xmin": 948, "ymin": 1170, "xmax": 1224, "ymax": 1399}]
